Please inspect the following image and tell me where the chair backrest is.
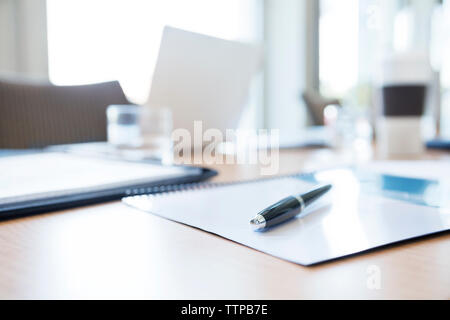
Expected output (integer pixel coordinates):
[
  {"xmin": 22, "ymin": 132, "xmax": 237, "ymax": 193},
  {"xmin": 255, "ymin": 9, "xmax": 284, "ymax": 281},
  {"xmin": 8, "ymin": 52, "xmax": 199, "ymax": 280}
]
[
  {"xmin": 302, "ymin": 90, "xmax": 341, "ymax": 126},
  {"xmin": 0, "ymin": 78, "xmax": 129, "ymax": 148}
]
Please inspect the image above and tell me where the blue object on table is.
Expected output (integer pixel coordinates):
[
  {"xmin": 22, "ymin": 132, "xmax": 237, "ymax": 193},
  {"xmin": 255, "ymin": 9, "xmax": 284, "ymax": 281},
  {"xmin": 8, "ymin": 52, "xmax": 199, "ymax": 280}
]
[
  {"xmin": 301, "ymin": 168, "xmax": 446, "ymax": 208},
  {"xmin": 427, "ymin": 139, "xmax": 450, "ymax": 150}
]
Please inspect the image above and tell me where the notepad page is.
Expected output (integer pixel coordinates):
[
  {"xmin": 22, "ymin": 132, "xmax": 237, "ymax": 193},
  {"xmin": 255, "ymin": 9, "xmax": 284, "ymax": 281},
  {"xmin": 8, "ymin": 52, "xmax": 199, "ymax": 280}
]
[
  {"xmin": 124, "ymin": 162, "xmax": 450, "ymax": 266},
  {"xmin": 0, "ymin": 152, "xmax": 191, "ymax": 206}
]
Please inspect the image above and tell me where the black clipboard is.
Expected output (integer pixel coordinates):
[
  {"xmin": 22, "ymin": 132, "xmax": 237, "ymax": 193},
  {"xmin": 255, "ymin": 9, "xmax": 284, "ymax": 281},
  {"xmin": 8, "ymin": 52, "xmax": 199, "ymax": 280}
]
[{"xmin": 0, "ymin": 151, "xmax": 217, "ymax": 221}]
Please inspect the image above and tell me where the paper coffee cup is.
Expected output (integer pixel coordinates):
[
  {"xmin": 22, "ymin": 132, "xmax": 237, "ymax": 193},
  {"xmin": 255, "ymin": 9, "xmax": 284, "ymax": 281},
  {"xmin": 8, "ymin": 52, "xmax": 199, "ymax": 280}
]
[
  {"xmin": 376, "ymin": 51, "xmax": 431, "ymax": 157},
  {"xmin": 377, "ymin": 117, "xmax": 424, "ymax": 156}
]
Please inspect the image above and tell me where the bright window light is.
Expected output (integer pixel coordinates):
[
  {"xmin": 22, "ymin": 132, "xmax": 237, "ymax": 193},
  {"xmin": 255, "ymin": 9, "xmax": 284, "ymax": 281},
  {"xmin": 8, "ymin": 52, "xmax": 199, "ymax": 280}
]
[
  {"xmin": 319, "ymin": 0, "xmax": 359, "ymax": 99},
  {"xmin": 47, "ymin": 0, "xmax": 260, "ymax": 104}
]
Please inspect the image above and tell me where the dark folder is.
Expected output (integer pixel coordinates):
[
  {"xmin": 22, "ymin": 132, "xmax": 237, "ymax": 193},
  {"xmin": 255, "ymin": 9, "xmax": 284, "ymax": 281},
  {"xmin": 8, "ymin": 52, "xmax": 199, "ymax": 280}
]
[{"xmin": 0, "ymin": 151, "xmax": 216, "ymax": 220}]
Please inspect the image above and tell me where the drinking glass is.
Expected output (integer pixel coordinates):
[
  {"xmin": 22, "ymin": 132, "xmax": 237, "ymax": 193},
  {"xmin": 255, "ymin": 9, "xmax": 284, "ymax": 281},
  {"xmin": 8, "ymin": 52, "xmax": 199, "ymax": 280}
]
[{"xmin": 107, "ymin": 105, "xmax": 173, "ymax": 164}]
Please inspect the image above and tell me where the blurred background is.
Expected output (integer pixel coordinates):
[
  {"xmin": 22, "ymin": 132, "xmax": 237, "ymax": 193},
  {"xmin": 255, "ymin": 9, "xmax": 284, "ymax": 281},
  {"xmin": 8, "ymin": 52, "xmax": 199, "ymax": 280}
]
[{"xmin": 1, "ymin": 0, "xmax": 449, "ymax": 137}]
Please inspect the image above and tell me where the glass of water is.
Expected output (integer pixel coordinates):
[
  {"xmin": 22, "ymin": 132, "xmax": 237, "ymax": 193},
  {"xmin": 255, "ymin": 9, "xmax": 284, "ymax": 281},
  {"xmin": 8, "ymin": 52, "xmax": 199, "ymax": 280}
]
[{"xmin": 107, "ymin": 105, "xmax": 173, "ymax": 164}]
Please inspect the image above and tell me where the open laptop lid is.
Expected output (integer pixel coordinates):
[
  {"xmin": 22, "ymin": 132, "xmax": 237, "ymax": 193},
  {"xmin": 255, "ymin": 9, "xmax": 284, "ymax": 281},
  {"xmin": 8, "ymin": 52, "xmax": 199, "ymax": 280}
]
[{"xmin": 147, "ymin": 26, "xmax": 263, "ymax": 135}]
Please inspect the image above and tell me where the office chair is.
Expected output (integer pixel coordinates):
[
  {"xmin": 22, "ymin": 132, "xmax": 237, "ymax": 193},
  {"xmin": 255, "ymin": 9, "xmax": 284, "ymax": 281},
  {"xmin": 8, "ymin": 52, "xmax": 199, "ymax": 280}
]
[
  {"xmin": 0, "ymin": 77, "xmax": 130, "ymax": 148},
  {"xmin": 302, "ymin": 90, "xmax": 341, "ymax": 126}
]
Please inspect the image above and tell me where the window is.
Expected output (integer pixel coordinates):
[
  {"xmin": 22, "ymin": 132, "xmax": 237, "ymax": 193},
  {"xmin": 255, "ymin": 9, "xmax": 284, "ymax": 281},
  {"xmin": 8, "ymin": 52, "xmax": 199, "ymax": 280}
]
[
  {"xmin": 319, "ymin": 0, "xmax": 449, "ymax": 137},
  {"xmin": 47, "ymin": 0, "xmax": 262, "ymax": 104},
  {"xmin": 319, "ymin": 0, "xmax": 359, "ymax": 100}
]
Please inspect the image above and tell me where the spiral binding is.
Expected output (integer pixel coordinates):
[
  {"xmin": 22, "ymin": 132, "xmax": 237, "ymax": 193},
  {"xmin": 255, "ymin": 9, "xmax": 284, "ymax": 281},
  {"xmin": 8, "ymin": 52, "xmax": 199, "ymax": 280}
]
[{"xmin": 124, "ymin": 171, "xmax": 316, "ymax": 199}]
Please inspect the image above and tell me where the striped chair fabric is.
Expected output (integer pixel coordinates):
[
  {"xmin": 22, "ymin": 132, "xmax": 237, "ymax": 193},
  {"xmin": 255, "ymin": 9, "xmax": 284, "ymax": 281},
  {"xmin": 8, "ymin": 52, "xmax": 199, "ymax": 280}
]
[{"xmin": 0, "ymin": 78, "xmax": 129, "ymax": 148}]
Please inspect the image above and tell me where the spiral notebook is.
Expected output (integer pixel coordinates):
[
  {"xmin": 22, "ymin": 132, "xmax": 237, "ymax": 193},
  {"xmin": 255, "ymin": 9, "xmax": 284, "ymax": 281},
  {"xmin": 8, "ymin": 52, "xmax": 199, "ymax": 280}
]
[{"xmin": 123, "ymin": 162, "xmax": 450, "ymax": 266}]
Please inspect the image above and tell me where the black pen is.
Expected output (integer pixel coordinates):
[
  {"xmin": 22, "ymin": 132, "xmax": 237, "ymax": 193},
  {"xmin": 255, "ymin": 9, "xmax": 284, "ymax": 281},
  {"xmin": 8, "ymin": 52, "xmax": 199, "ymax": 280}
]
[{"xmin": 250, "ymin": 185, "xmax": 332, "ymax": 231}]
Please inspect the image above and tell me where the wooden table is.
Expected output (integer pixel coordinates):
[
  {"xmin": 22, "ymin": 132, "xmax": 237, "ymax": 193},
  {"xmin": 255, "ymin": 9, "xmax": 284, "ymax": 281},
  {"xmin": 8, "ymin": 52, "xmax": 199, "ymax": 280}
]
[{"xmin": 0, "ymin": 149, "xmax": 449, "ymax": 299}]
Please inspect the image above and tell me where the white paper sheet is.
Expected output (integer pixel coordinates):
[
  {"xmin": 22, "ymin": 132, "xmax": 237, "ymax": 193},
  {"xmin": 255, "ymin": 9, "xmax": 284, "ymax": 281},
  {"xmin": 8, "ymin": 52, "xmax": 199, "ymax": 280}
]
[{"xmin": 124, "ymin": 161, "xmax": 450, "ymax": 265}]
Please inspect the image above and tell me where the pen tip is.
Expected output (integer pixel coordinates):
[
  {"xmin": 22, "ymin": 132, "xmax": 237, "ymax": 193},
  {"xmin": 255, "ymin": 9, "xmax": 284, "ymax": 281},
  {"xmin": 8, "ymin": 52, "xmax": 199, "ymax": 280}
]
[{"xmin": 250, "ymin": 215, "xmax": 266, "ymax": 231}]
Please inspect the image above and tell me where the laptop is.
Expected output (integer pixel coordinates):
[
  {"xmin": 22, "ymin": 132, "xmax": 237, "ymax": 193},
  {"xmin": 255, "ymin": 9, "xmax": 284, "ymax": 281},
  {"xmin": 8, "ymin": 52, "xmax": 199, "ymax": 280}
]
[{"xmin": 147, "ymin": 26, "xmax": 263, "ymax": 135}]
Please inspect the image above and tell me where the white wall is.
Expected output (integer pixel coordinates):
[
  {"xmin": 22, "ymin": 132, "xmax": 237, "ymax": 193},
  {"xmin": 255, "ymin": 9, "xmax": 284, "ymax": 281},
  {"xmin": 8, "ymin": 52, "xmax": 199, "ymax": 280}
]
[
  {"xmin": 263, "ymin": 0, "xmax": 318, "ymax": 130},
  {"xmin": 0, "ymin": 0, "xmax": 48, "ymax": 78},
  {"xmin": 0, "ymin": 0, "xmax": 16, "ymax": 74}
]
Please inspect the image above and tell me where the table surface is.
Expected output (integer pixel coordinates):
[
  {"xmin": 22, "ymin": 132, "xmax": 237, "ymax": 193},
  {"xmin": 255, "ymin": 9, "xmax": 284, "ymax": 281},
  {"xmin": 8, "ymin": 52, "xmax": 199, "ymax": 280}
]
[{"xmin": 0, "ymin": 148, "xmax": 449, "ymax": 299}]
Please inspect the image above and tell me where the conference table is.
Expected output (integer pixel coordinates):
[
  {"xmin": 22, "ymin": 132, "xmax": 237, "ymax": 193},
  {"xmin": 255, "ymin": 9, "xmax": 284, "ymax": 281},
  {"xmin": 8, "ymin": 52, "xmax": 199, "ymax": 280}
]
[{"xmin": 0, "ymin": 147, "xmax": 449, "ymax": 299}]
